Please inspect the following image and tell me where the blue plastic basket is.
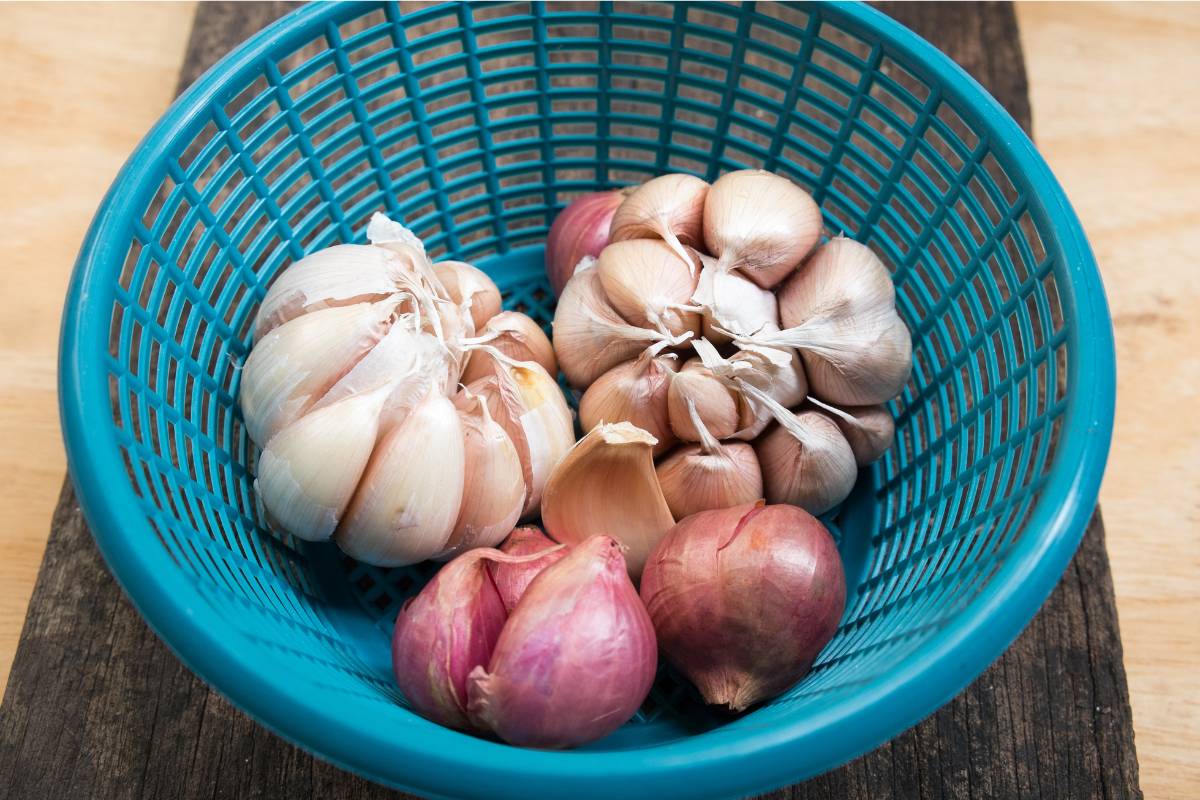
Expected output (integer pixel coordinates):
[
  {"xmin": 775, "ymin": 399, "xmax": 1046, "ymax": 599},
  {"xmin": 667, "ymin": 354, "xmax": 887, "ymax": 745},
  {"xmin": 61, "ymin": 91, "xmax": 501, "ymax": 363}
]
[{"xmin": 59, "ymin": 2, "xmax": 1114, "ymax": 798}]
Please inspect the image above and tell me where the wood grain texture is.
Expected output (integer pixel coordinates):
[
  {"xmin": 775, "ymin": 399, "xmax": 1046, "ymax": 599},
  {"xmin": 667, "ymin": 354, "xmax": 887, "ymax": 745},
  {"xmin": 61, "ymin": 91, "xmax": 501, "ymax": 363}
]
[
  {"xmin": 0, "ymin": 0, "xmax": 198, "ymax": 702},
  {"xmin": 0, "ymin": 2, "xmax": 1147, "ymax": 799},
  {"xmin": 1015, "ymin": 5, "xmax": 1200, "ymax": 796}
]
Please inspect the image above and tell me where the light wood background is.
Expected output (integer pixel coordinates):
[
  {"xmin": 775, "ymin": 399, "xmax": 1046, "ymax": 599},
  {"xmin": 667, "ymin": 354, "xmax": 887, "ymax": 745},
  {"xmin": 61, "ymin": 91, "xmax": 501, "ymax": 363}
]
[{"xmin": 0, "ymin": 2, "xmax": 1195, "ymax": 797}]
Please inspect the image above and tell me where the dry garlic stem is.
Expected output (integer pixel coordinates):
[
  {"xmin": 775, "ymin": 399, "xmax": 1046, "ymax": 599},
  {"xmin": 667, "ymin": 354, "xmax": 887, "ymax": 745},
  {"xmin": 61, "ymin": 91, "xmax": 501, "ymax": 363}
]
[
  {"xmin": 541, "ymin": 422, "xmax": 675, "ymax": 580},
  {"xmin": 579, "ymin": 347, "xmax": 680, "ymax": 456},
  {"xmin": 757, "ymin": 236, "xmax": 912, "ymax": 405},
  {"xmin": 807, "ymin": 397, "xmax": 895, "ymax": 466},
  {"xmin": 656, "ymin": 400, "xmax": 763, "ymax": 519},
  {"xmin": 438, "ymin": 391, "xmax": 527, "ymax": 558},
  {"xmin": 703, "ymin": 169, "xmax": 823, "ymax": 289},
  {"xmin": 597, "ymin": 239, "xmax": 702, "ymax": 339},
  {"xmin": 239, "ymin": 300, "xmax": 395, "ymax": 446},
  {"xmin": 609, "ymin": 173, "xmax": 710, "ymax": 271},
  {"xmin": 461, "ymin": 311, "xmax": 556, "ymax": 386},
  {"xmin": 552, "ymin": 263, "xmax": 679, "ymax": 388},
  {"xmin": 336, "ymin": 390, "xmax": 466, "ymax": 566},
  {"xmin": 667, "ymin": 358, "xmax": 740, "ymax": 442}
]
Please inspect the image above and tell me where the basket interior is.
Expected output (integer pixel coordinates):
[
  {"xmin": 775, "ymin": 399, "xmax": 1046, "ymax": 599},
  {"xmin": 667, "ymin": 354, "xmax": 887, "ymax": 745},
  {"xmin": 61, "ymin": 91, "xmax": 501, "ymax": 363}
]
[{"xmin": 97, "ymin": 1, "xmax": 1070, "ymax": 754}]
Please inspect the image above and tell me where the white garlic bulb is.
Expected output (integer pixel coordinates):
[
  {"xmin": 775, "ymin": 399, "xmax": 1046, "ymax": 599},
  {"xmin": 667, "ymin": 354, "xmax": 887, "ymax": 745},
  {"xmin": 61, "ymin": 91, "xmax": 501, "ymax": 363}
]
[
  {"xmin": 596, "ymin": 239, "xmax": 701, "ymax": 339},
  {"xmin": 579, "ymin": 347, "xmax": 679, "ymax": 456},
  {"xmin": 609, "ymin": 173, "xmax": 709, "ymax": 271}
]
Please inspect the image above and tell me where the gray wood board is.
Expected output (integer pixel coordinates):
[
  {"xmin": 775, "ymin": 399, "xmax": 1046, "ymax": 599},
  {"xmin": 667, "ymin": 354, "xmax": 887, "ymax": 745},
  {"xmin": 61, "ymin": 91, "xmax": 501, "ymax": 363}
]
[{"xmin": 0, "ymin": 3, "xmax": 1139, "ymax": 798}]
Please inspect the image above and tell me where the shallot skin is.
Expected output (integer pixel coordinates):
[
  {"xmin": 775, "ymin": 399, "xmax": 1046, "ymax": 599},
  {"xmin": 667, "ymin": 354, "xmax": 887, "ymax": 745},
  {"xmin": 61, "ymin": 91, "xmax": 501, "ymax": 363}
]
[
  {"xmin": 467, "ymin": 536, "xmax": 658, "ymax": 748},
  {"xmin": 391, "ymin": 549, "xmax": 509, "ymax": 732},
  {"xmin": 488, "ymin": 526, "xmax": 567, "ymax": 613},
  {"xmin": 640, "ymin": 502, "xmax": 846, "ymax": 711}
]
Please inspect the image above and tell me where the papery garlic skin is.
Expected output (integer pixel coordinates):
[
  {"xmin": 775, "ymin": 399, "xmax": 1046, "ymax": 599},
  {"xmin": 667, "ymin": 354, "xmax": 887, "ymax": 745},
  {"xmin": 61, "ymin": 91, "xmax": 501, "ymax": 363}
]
[
  {"xmin": 579, "ymin": 349, "xmax": 679, "ymax": 456},
  {"xmin": 692, "ymin": 257, "xmax": 779, "ymax": 344},
  {"xmin": 489, "ymin": 526, "xmax": 567, "ymax": 613},
  {"xmin": 754, "ymin": 409, "xmax": 857, "ymax": 515},
  {"xmin": 771, "ymin": 236, "xmax": 912, "ymax": 405},
  {"xmin": 437, "ymin": 394, "xmax": 527, "ymax": 558},
  {"xmin": 809, "ymin": 399, "xmax": 896, "ymax": 466},
  {"xmin": 552, "ymin": 267, "xmax": 671, "ymax": 388},
  {"xmin": 433, "ymin": 260, "xmax": 502, "ymax": 333},
  {"xmin": 253, "ymin": 244, "xmax": 406, "ymax": 339},
  {"xmin": 256, "ymin": 386, "xmax": 391, "ymax": 542},
  {"xmin": 596, "ymin": 239, "xmax": 701, "ymax": 339},
  {"xmin": 467, "ymin": 535, "xmax": 657, "ymax": 748},
  {"xmin": 239, "ymin": 300, "xmax": 395, "ymax": 446},
  {"xmin": 641, "ymin": 502, "xmax": 845, "ymax": 711},
  {"xmin": 703, "ymin": 170, "xmax": 823, "ymax": 289},
  {"xmin": 336, "ymin": 391, "xmax": 465, "ymax": 566},
  {"xmin": 609, "ymin": 173, "xmax": 709, "ymax": 270},
  {"xmin": 546, "ymin": 190, "xmax": 627, "ymax": 296},
  {"xmin": 392, "ymin": 548, "xmax": 510, "ymax": 732},
  {"xmin": 541, "ymin": 422, "xmax": 675, "ymax": 580}
]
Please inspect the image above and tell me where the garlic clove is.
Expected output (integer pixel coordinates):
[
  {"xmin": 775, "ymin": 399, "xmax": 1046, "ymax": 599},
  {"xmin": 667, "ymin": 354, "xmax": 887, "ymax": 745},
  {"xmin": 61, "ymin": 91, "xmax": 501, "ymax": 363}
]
[
  {"xmin": 256, "ymin": 385, "xmax": 391, "ymax": 542},
  {"xmin": 772, "ymin": 236, "xmax": 912, "ymax": 405},
  {"xmin": 239, "ymin": 300, "xmax": 395, "ymax": 447},
  {"xmin": 609, "ymin": 173, "xmax": 709, "ymax": 270},
  {"xmin": 579, "ymin": 349, "xmax": 679, "ymax": 456},
  {"xmin": 433, "ymin": 260, "xmax": 502, "ymax": 332},
  {"xmin": 656, "ymin": 441, "xmax": 763, "ymax": 520},
  {"xmin": 691, "ymin": 257, "xmax": 779, "ymax": 344},
  {"xmin": 596, "ymin": 239, "xmax": 701, "ymax": 339},
  {"xmin": 461, "ymin": 311, "xmax": 556, "ymax": 386},
  {"xmin": 552, "ymin": 266, "xmax": 669, "ymax": 388},
  {"xmin": 437, "ymin": 394, "xmax": 527, "ymax": 559},
  {"xmin": 463, "ymin": 358, "xmax": 574, "ymax": 518},
  {"xmin": 703, "ymin": 169, "xmax": 823, "ymax": 289},
  {"xmin": 541, "ymin": 421, "xmax": 675, "ymax": 580},
  {"xmin": 311, "ymin": 319, "xmax": 453, "ymax": 431},
  {"xmin": 808, "ymin": 398, "xmax": 895, "ymax": 466},
  {"xmin": 753, "ymin": 409, "xmax": 857, "ymax": 515},
  {"xmin": 253, "ymin": 244, "xmax": 405, "ymax": 339},
  {"xmin": 336, "ymin": 391, "xmax": 465, "ymax": 566},
  {"xmin": 667, "ymin": 360, "xmax": 740, "ymax": 442}
]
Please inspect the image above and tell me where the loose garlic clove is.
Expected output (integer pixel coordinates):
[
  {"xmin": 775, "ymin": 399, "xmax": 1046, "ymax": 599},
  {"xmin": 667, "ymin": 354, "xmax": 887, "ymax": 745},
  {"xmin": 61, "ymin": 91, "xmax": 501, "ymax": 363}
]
[
  {"xmin": 596, "ymin": 239, "xmax": 702, "ymax": 339},
  {"xmin": 256, "ymin": 385, "xmax": 391, "ymax": 542},
  {"xmin": 609, "ymin": 174, "xmax": 709, "ymax": 271},
  {"xmin": 253, "ymin": 244, "xmax": 407, "ymax": 339},
  {"xmin": 552, "ymin": 266, "xmax": 671, "ymax": 388},
  {"xmin": 579, "ymin": 348, "xmax": 680, "ymax": 456},
  {"xmin": 336, "ymin": 391, "xmax": 465, "ymax": 566},
  {"xmin": 656, "ymin": 399, "xmax": 763, "ymax": 519},
  {"xmin": 541, "ymin": 421, "xmax": 675, "ymax": 580},
  {"xmin": 808, "ymin": 398, "xmax": 895, "ymax": 466},
  {"xmin": 461, "ymin": 311, "xmax": 556, "ymax": 386},
  {"xmin": 667, "ymin": 359, "xmax": 740, "ymax": 442},
  {"xmin": 437, "ymin": 393, "xmax": 527, "ymax": 559},
  {"xmin": 769, "ymin": 236, "xmax": 913, "ymax": 405},
  {"xmin": 703, "ymin": 169, "xmax": 823, "ymax": 289},
  {"xmin": 434, "ymin": 260, "xmax": 502, "ymax": 332},
  {"xmin": 691, "ymin": 256, "xmax": 779, "ymax": 344},
  {"xmin": 753, "ymin": 408, "xmax": 857, "ymax": 516},
  {"xmin": 239, "ymin": 300, "xmax": 395, "ymax": 447}
]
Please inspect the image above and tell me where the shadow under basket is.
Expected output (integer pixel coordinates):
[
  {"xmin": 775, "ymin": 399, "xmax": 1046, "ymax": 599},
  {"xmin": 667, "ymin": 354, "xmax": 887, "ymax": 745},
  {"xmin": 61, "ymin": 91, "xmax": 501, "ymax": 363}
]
[{"xmin": 59, "ymin": 3, "xmax": 1114, "ymax": 799}]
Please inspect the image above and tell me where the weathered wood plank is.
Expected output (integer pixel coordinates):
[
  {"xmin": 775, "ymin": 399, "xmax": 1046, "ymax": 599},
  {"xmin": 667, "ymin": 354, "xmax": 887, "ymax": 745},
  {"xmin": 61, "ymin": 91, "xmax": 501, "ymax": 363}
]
[{"xmin": 0, "ymin": 3, "xmax": 1139, "ymax": 799}]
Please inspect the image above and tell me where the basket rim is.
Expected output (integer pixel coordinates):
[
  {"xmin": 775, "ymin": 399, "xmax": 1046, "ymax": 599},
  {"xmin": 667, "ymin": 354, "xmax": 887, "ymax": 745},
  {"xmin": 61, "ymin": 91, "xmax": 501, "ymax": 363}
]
[{"xmin": 58, "ymin": 2, "xmax": 1115, "ymax": 798}]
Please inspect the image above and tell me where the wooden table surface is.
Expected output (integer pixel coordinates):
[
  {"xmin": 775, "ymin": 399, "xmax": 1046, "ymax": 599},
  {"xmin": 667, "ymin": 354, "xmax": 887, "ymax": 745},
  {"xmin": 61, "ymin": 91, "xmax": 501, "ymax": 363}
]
[{"xmin": 0, "ymin": 2, "xmax": 1195, "ymax": 797}]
